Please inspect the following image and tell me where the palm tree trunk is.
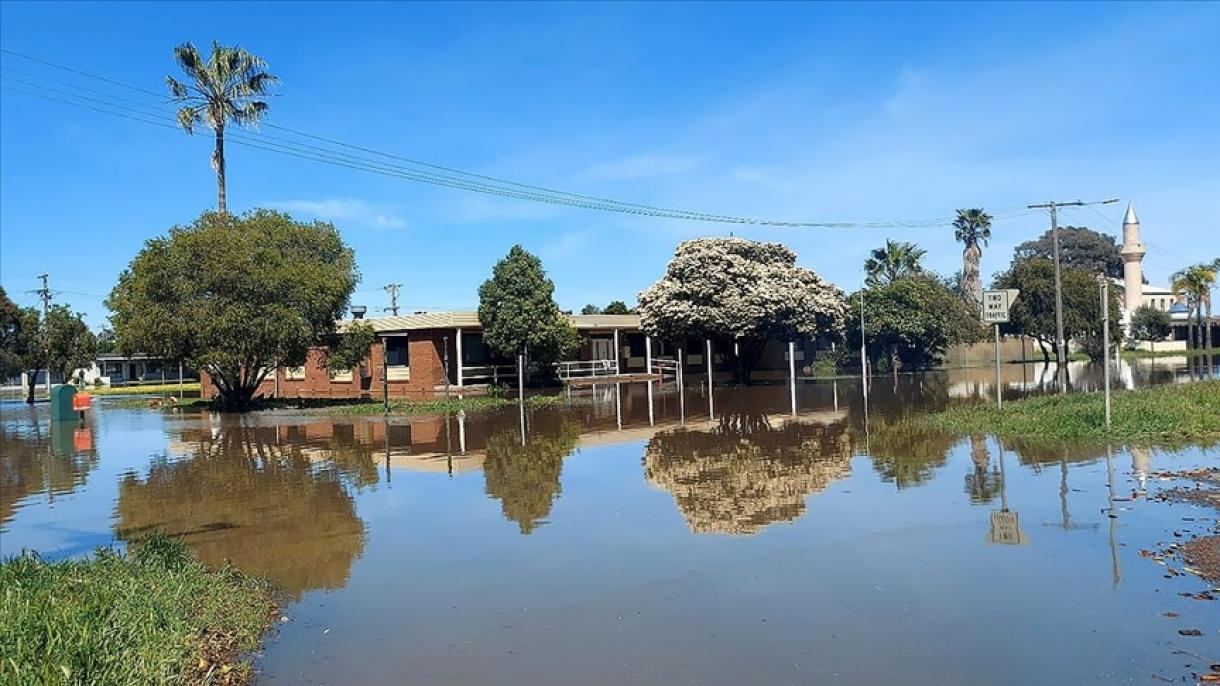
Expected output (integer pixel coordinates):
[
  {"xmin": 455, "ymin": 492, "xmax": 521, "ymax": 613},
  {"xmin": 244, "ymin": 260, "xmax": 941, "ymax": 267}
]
[
  {"xmin": 214, "ymin": 125, "xmax": 227, "ymax": 214},
  {"xmin": 1205, "ymin": 297, "xmax": 1213, "ymax": 351},
  {"xmin": 962, "ymin": 245, "xmax": 982, "ymax": 304}
]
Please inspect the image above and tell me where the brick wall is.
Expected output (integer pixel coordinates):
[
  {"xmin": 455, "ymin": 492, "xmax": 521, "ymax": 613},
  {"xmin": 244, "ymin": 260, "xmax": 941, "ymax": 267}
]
[{"xmin": 199, "ymin": 328, "xmax": 462, "ymax": 401}]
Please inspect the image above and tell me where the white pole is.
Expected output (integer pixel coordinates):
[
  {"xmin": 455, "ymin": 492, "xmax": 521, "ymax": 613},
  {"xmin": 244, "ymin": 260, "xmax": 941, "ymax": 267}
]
[
  {"xmin": 678, "ymin": 346, "xmax": 685, "ymax": 425},
  {"xmin": 613, "ymin": 328, "xmax": 620, "ymax": 375},
  {"xmin": 645, "ymin": 335, "xmax": 653, "ymax": 377},
  {"xmin": 458, "ymin": 409, "xmax": 467, "ymax": 455},
  {"xmin": 455, "ymin": 328, "xmax": 464, "ymax": 387},
  {"xmin": 788, "ymin": 340, "xmax": 797, "ymax": 416},
  {"xmin": 517, "ymin": 353, "xmax": 525, "ymax": 399},
  {"xmin": 994, "ymin": 323, "xmax": 1002, "ymax": 410},
  {"xmin": 1102, "ymin": 279, "xmax": 1112, "ymax": 429},
  {"xmin": 706, "ymin": 339, "xmax": 714, "ymax": 420},
  {"xmin": 615, "ymin": 382, "xmax": 622, "ymax": 430},
  {"xmin": 179, "ymin": 361, "xmax": 184, "ymax": 399},
  {"xmin": 859, "ymin": 289, "xmax": 868, "ymax": 395},
  {"xmin": 647, "ymin": 380, "xmax": 654, "ymax": 426}
]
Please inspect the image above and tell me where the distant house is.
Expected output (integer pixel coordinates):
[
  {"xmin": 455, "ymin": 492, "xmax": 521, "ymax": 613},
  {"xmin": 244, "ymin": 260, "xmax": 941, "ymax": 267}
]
[
  {"xmin": 86, "ymin": 354, "xmax": 196, "ymax": 386},
  {"xmin": 198, "ymin": 311, "xmax": 829, "ymax": 401}
]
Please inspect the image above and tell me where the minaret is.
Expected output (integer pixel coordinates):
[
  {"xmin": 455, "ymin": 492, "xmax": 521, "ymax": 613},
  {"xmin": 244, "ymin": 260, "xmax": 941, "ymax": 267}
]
[{"xmin": 1119, "ymin": 203, "xmax": 1145, "ymax": 313}]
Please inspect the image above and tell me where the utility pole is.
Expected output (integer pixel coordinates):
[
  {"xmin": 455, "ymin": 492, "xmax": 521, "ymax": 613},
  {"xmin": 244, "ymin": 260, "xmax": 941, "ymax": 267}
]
[
  {"xmin": 1027, "ymin": 198, "xmax": 1118, "ymax": 394},
  {"xmin": 383, "ymin": 283, "xmax": 402, "ymax": 316},
  {"xmin": 36, "ymin": 273, "xmax": 51, "ymax": 394}
]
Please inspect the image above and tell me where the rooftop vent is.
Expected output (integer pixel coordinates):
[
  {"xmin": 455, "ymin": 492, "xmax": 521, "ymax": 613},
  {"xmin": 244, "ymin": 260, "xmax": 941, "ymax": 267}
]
[{"xmin": 350, "ymin": 305, "xmax": 367, "ymax": 319}]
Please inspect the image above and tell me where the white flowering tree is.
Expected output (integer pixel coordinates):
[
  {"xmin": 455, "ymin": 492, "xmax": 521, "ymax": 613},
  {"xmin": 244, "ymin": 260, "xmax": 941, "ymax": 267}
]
[{"xmin": 638, "ymin": 238, "xmax": 847, "ymax": 383}]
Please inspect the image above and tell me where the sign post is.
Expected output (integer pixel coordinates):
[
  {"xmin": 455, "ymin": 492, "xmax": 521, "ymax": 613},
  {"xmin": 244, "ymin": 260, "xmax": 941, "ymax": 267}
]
[{"xmin": 982, "ymin": 290, "xmax": 1020, "ymax": 409}]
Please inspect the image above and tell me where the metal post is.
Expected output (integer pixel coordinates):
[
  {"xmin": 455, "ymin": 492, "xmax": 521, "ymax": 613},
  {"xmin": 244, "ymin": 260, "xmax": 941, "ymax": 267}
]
[
  {"xmin": 179, "ymin": 361, "xmax": 184, "ymax": 399},
  {"xmin": 994, "ymin": 323, "xmax": 1002, "ymax": 410},
  {"xmin": 645, "ymin": 335, "xmax": 652, "ymax": 377},
  {"xmin": 382, "ymin": 338, "xmax": 389, "ymax": 412},
  {"xmin": 517, "ymin": 353, "xmax": 525, "ymax": 400},
  {"xmin": 613, "ymin": 329, "xmax": 621, "ymax": 375},
  {"xmin": 615, "ymin": 382, "xmax": 622, "ymax": 430},
  {"xmin": 1101, "ymin": 278, "xmax": 1112, "ymax": 429},
  {"xmin": 859, "ymin": 288, "xmax": 868, "ymax": 395},
  {"xmin": 647, "ymin": 380, "xmax": 654, "ymax": 426},
  {"xmin": 705, "ymin": 339, "xmax": 714, "ymax": 420},
  {"xmin": 678, "ymin": 346, "xmax": 685, "ymax": 425},
  {"xmin": 788, "ymin": 340, "xmax": 797, "ymax": 416},
  {"xmin": 455, "ymin": 328, "xmax": 463, "ymax": 387}
]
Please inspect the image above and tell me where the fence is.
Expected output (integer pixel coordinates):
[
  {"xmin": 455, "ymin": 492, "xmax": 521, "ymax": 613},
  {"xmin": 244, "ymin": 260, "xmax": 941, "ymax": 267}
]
[{"xmin": 557, "ymin": 359, "xmax": 620, "ymax": 381}]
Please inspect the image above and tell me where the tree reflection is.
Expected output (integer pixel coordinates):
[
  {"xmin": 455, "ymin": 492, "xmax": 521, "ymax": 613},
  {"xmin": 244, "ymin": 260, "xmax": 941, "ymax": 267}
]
[
  {"xmin": 644, "ymin": 409, "xmax": 852, "ymax": 535},
  {"xmin": 482, "ymin": 410, "xmax": 582, "ymax": 534},
  {"xmin": 964, "ymin": 434, "xmax": 1002, "ymax": 504},
  {"xmin": 1, "ymin": 414, "xmax": 98, "ymax": 529},
  {"xmin": 860, "ymin": 414, "xmax": 957, "ymax": 488},
  {"xmin": 115, "ymin": 417, "xmax": 366, "ymax": 598}
]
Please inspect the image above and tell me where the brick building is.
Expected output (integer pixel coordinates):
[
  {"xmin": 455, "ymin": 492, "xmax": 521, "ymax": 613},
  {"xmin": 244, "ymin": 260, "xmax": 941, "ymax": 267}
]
[{"xmin": 199, "ymin": 311, "xmax": 829, "ymax": 401}]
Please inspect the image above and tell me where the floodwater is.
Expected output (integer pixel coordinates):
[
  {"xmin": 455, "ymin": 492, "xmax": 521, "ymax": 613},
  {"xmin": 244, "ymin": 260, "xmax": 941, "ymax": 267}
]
[{"xmin": 2, "ymin": 357, "xmax": 1218, "ymax": 685}]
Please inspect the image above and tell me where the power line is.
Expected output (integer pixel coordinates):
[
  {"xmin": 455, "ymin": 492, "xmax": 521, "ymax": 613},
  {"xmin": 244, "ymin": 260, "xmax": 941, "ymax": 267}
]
[{"xmin": 2, "ymin": 49, "xmax": 1037, "ymax": 231}]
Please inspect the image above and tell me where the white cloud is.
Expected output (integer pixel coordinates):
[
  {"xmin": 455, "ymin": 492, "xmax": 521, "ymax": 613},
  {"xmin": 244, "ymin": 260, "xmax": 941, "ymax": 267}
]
[
  {"xmin": 581, "ymin": 153, "xmax": 698, "ymax": 181},
  {"xmin": 267, "ymin": 198, "xmax": 408, "ymax": 230}
]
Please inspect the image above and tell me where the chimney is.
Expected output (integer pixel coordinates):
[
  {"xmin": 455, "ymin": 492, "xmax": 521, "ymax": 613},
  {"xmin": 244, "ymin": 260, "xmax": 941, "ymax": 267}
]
[{"xmin": 350, "ymin": 305, "xmax": 367, "ymax": 320}]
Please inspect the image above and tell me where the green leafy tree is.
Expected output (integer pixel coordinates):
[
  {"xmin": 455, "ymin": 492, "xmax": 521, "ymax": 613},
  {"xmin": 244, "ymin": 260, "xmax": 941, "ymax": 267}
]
[
  {"xmin": 1171, "ymin": 264, "xmax": 1213, "ymax": 350},
  {"xmin": 1129, "ymin": 305, "xmax": 1172, "ymax": 352},
  {"xmin": 44, "ymin": 306, "xmax": 98, "ymax": 387},
  {"xmin": 844, "ymin": 274, "xmax": 983, "ymax": 372},
  {"xmin": 953, "ymin": 208, "xmax": 993, "ymax": 305},
  {"xmin": 321, "ymin": 322, "xmax": 377, "ymax": 374},
  {"xmin": 580, "ymin": 304, "xmax": 602, "ymax": 315},
  {"xmin": 863, "ymin": 239, "xmax": 926, "ymax": 286},
  {"xmin": 0, "ymin": 287, "xmax": 24, "ymax": 380},
  {"xmin": 0, "ymin": 289, "xmax": 96, "ymax": 402},
  {"xmin": 167, "ymin": 41, "xmax": 278, "ymax": 213},
  {"xmin": 477, "ymin": 245, "xmax": 578, "ymax": 369},
  {"xmin": 1013, "ymin": 226, "xmax": 1125, "ymax": 279},
  {"xmin": 107, "ymin": 210, "xmax": 365, "ymax": 409},
  {"xmin": 638, "ymin": 238, "xmax": 846, "ymax": 383},
  {"xmin": 603, "ymin": 300, "xmax": 632, "ymax": 315},
  {"xmin": 993, "ymin": 258, "xmax": 1121, "ymax": 362}
]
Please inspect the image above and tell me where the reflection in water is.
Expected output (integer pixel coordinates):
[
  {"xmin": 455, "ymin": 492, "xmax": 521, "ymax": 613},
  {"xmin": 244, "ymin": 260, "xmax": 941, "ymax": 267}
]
[
  {"xmin": 483, "ymin": 410, "xmax": 582, "ymax": 534},
  {"xmin": 115, "ymin": 416, "xmax": 367, "ymax": 598},
  {"xmin": 0, "ymin": 407, "xmax": 98, "ymax": 531},
  {"xmin": 644, "ymin": 405, "xmax": 851, "ymax": 535},
  {"xmin": 964, "ymin": 434, "xmax": 1003, "ymax": 505}
]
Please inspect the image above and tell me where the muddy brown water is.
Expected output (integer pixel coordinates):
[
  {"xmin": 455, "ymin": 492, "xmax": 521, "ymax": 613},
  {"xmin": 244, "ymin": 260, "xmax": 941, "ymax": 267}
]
[{"xmin": 2, "ymin": 357, "xmax": 1218, "ymax": 685}]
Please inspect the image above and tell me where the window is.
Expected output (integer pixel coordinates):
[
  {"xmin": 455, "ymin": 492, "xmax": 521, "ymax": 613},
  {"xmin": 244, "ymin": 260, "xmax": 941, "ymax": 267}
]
[{"xmin": 385, "ymin": 336, "xmax": 409, "ymax": 366}]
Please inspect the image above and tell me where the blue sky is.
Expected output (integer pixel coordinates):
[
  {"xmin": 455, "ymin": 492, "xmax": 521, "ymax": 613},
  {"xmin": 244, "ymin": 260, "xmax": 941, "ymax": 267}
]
[{"xmin": 2, "ymin": 1, "xmax": 1217, "ymax": 328}]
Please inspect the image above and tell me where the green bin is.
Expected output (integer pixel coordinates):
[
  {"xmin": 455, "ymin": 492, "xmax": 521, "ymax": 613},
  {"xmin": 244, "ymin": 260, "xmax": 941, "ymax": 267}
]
[{"xmin": 50, "ymin": 384, "xmax": 77, "ymax": 422}]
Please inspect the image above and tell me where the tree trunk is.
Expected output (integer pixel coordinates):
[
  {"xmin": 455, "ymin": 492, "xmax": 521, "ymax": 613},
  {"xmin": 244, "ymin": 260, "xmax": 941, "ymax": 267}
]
[
  {"xmin": 962, "ymin": 244, "xmax": 983, "ymax": 304},
  {"xmin": 1036, "ymin": 338, "xmax": 1050, "ymax": 364},
  {"xmin": 214, "ymin": 125, "xmax": 227, "ymax": 214},
  {"xmin": 1206, "ymin": 297, "xmax": 1213, "ymax": 351}
]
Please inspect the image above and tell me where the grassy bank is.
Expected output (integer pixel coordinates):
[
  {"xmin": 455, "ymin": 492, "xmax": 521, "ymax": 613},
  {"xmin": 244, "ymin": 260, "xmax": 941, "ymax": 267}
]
[
  {"xmin": 0, "ymin": 536, "xmax": 276, "ymax": 686},
  {"xmin": 87, "ymin": 382, "xmax": 202, "ymax": 396},
  {"xmin": 110, "ymin": 392, "xmax": 566, "ymax": 415},
  {"xmin": 926, "ymin": 380, "xmax": 1220, "ymax": 444},
  {"xmin": 1120, "ymin": 346, "xmax": 1218, "ymax": 360}
]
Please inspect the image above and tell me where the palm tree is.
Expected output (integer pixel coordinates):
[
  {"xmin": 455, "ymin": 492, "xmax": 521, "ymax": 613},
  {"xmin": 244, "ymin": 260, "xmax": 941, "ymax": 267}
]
[
  {"xmin": 1202, "ymin": 259, "xmax": 1218, "ymax": 351},
  {"xmin": 864, "ymin": 239, "xmax": 926, "ymax": 286},
  {"xmin": 167, "ymin": 41, "xmax": 277, "ymax": 214},
  {"xmin": 1171, "ymin": 265, "xmax": 1210, "ymax": 350},
  {"xmin": 953, "ymin": 208, "xmax": 992, "ymax": 305}
]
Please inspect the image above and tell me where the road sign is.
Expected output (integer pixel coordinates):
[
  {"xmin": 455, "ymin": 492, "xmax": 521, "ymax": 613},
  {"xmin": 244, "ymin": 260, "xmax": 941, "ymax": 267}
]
[{"xmin": 982, "ymin": 289, "xmax": 1020, "ymax": 324}]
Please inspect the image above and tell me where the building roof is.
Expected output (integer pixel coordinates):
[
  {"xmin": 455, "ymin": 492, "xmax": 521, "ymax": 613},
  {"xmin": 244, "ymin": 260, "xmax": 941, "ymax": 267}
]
[
  {"xmin": 1168, "ymin": 301, "xmax": 1190, "ymax": 314},
  {"xmin": 1123, "ymin": 202, "xmax": 1139, "ymax": 226},
  {"xmin": 342, "ymin": 311, "xmax": 642, "ymax": 333}
]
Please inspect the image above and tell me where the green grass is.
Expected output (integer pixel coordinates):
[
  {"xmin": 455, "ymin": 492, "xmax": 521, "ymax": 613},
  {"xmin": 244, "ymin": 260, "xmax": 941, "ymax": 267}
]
[
  {"xmin": 1120, "ymin": 346, "xmax": 1219, "ymax": 359},
  {"xmin": 926, "ymin": 380, "xmax": 1220, "ymax": 445},
  {"xmin": 86, "ymin": 382, "xmax": 201, "ymax": 396},
  {"xmin": 323, "ymin": 393, "xmax": 565, "ymax": 416},
  {"xmin": 0, "ymin": 535, "xmax": 277, "ymax": 686}
]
